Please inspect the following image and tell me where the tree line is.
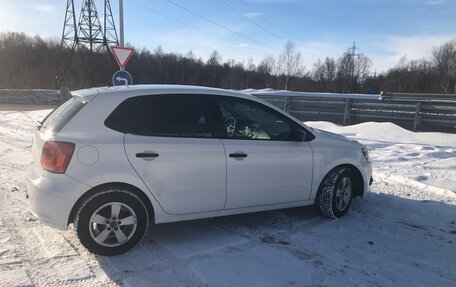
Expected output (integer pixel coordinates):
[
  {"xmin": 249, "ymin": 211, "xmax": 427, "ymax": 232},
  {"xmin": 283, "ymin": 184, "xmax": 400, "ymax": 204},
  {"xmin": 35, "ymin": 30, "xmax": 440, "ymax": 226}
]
[{"xmin": 0, "ymin": 32, "xmax": 455, "ymax": 94}]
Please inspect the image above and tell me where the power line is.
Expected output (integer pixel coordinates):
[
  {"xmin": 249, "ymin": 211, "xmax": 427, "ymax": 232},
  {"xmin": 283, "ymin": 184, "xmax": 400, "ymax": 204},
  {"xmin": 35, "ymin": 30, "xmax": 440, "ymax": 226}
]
[
  {"xmin": 237, "ymin": 0, "xmax": 291, "ymax": 36},
  {"xmin": 127, "ymin": 0, "xmax": 230, "ymax": 44},
  {"xmin": 164, "ymin": 0, "xmax": 269, "ymax": 48},
  {"xmin": 238, "ymin": 0, "xmax": 292, "ymax": 37},
  {"xmin": 237, "ymin": 0, "xmax": 333, "ymax": 60},
  {"xmin": 218, "ymin": 0, "xmax": 323, "ymax": 63},
  {"xmin": 215, "ymin": 0, "xmax": 282, "ymax": 40},
  {"xmin": 217, "ymin": 0, "xmax": 324, "ymax": 62},
  {"xmin": 126, "ymin": 0, "xmax": 268, "ymax": 54}
]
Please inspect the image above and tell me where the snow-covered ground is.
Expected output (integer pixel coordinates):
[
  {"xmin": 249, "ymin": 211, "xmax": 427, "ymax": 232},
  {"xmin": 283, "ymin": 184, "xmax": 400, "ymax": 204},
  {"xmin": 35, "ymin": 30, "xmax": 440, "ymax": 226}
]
[{"xmin": 0, "ymin": 107, "xmax": 455, "ymax": 287}]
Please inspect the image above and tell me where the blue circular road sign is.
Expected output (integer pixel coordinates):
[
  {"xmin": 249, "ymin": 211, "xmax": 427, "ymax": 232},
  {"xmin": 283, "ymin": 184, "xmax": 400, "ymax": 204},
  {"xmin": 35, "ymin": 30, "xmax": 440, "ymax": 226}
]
[{"xmin": 112, "ymin": 70, "xmax": 133, "ymax": 86}]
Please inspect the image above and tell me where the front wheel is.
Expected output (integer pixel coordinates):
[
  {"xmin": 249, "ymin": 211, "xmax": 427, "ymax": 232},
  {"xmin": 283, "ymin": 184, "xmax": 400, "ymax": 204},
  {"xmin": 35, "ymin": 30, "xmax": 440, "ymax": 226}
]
[
  {"xmin": 74, "ymin": 187, "xmax": 149, "ymax": 256},
  {"xmin": 317, "ymin": 167, "xmax": 354, "ymax": 218}
]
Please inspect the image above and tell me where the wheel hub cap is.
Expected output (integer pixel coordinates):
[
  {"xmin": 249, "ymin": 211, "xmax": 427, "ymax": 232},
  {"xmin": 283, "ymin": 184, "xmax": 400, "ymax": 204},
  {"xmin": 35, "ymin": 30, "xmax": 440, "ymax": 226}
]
[
  {"xmin": 88, "ymin": 202, "xmax": 138, "ymax": 247},
  {"xmin": 335, "ymin": 177, "xmax": 352, "ymax": 211}
]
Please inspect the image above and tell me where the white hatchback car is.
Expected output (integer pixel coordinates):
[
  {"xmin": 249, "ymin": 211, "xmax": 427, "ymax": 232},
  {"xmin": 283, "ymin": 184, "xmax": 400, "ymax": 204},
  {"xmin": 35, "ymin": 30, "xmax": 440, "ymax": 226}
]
[{"xmin": 27, "ymin": 85, "xmax": 372, "ymax": 256}]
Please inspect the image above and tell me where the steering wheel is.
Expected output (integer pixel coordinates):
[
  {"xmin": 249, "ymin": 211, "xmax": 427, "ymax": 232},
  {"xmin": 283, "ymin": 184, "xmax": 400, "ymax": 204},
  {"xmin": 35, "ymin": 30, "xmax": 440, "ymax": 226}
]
[{"xmin": 225, "ymin": 117, "xmax": 236, "ymax": 137}]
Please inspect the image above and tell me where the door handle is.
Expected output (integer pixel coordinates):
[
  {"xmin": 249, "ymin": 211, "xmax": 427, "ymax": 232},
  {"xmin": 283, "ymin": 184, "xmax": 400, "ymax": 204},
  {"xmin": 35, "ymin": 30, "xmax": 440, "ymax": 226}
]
[
  {"xmin": 136, "ymin": 152, "xmax": 159, "ymax": 158},
  {"xmin": 229, "ymin": 153, "xmax": 248, "ymax": 158}
]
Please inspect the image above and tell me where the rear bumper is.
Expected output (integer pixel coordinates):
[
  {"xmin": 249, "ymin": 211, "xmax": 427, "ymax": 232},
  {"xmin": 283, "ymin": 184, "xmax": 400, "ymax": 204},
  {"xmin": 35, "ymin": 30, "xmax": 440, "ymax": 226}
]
[{"xmin": 26, "ymin": 164, "xmax": 91, "ymax": 230}]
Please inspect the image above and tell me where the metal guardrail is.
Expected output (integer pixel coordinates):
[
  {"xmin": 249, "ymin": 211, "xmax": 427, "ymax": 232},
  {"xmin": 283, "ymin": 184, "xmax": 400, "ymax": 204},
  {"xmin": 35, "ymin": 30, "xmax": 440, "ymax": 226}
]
[
  {"xmin": 380, "ymin": 92, "xmax": 456, "ymax": 102},
  {"xmin": 251, "ymin": 91, "xmax": 456, "ymax": 133}
]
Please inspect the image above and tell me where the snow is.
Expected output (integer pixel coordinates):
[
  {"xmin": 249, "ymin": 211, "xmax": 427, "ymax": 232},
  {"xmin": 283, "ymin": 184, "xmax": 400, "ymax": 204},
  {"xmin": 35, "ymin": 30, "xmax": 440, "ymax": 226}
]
[
  {"xmin": 190, "ymin": 245, "xmax": 312, "ymax": 286},
  {"xmin": 308, "ymin": 121, "xmax": 456, "ymax": 196},
  {"xmin": 0, "ymin": 106, "xmax": 455, "ymax": 287},
  {"xmin": 152, "ymin": 221, "xmax": 249, "ymax": 259}
]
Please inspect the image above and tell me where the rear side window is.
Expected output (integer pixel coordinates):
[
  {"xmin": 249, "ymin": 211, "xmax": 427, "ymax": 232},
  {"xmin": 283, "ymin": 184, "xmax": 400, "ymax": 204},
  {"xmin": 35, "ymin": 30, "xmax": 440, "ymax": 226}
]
[
  {"xmin": 39, "ymin": 98, "xmax": 86, "ymax": 135},
  {"xmin": 105, "ymin": 94, "xmax": 216, "ymax": 138}
]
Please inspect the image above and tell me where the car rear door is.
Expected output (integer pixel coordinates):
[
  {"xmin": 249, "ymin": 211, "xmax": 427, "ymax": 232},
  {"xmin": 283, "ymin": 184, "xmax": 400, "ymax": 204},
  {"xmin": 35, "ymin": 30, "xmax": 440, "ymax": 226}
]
[
  {"xmin": 216, "ymin": 96, "xmax": 314, "ymax": 209},
  {"xmin": 120, "ymin": 94, "xmax": 227, "ymax": 215}
]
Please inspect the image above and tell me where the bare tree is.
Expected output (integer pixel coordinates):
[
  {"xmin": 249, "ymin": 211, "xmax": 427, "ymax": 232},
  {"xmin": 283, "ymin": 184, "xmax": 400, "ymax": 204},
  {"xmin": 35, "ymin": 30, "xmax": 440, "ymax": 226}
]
[
  {"xmin": 257, "ymin": 55, "xmax": 275, "ymax": 87},
  {"xmin": 355, "ymin": 55, "xmax": 373, "ymax": 82},
  {"xmin": 336, "ymin": 48, "xmax": 372, "ymax": 93},
  {"xmin": 257, "ymin": 56, "xmax": 275, "ymax": 74},
  {"xmin": 246, "ymin": 57, "xmax": 256, "ymax": 71},
  {"xmin": 312, "ymin": 57, "xmax": 336, "ymax": 91},
  {"xmin": 278, "ymin": 40, "xmax": 304, "ymax": 90},
  {"xmin": 312, "ymin": 59, "xmax": 326, "ymax": 82},
  {"xmin": 324, "ymin": 57, "xmax": 337, "ymax": 82},
  {"xmin": 432, "ymin": 39, "xmax": 456, "ymax": 93},
  {"xmin": 336, "ymin": 50, "xmax": 355, "ymax": 93},
  {"xmin": 2, "ymin": 32, "xmax": 456, "ymax": 94},
  {"xmin": 206, "ymin": 50, "xmax": 222, "ymax": 86},
  {"xmin": 207, "ymin": 50, "xmax": 222, "ymax": 66}
]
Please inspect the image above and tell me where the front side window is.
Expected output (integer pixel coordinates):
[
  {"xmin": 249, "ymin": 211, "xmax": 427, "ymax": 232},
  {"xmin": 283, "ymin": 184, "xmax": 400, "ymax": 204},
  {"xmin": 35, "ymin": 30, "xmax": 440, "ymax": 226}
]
[
  {"xmin": 105, "ymin": 94, "xmax": 215, "ymax": 138},
  {"xmin": 217, "ymin": 97, "xmax": 296, "ymax": 141}
]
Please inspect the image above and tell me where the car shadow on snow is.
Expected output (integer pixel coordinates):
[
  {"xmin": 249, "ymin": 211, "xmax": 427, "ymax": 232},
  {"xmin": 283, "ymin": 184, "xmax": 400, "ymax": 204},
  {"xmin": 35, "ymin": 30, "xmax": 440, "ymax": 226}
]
[{"xmin": 94, "ymin": 192, "xmax": 456, "ymax": 286}]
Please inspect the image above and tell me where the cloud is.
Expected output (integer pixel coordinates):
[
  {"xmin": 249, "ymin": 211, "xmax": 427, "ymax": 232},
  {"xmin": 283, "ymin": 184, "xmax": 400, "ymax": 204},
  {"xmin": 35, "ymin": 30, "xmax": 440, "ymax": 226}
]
[
  {"xmin": 426, "ymin": 0, "xmax": 446, "ymax": 5},
  {"xmin": 243, "ymin": 12, "xmax": 264, "ymax": 18},
  {"xmin": 32, "ymin": 4, "xmax": 57, "ymax": 13},
  {"xmin": 0, "ymin": 2, "xmax": 61, "ymax": 36},
  {"xmin": 369, "ymin": 34, "xmax": 455, "ymax": 72}
]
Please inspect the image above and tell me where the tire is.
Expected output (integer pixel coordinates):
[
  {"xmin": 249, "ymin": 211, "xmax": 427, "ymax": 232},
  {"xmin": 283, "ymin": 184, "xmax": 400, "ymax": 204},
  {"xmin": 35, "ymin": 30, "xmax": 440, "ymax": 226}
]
[
  {"xmin": 317, "ymin": 167, "xmax": 354, "ymax": 218},
  {"xmin": 74, "ymin": 187, "xmax": 149, "ymax": 256}
]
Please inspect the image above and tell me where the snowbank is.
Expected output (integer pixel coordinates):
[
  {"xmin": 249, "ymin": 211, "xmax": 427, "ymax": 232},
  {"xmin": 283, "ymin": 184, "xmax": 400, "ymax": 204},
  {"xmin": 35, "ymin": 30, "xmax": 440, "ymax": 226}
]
[
  {"xmin": 0, "ymin": 89, "xmax": 61, "ymax": 105},
  {"xmin": 306, "ymin": 121, "xmax": 456, "ymax": 194}
]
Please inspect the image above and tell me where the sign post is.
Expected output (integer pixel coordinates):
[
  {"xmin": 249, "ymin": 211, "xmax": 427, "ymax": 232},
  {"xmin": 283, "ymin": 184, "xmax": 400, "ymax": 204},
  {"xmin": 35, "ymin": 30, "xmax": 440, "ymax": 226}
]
[
  {"xmin": 119, "ymin": 0, "xmax": 124, "ymax": 46},
  {"xmin": 111, "ymin": 46, "xmax": 134, "ymax": 86}
]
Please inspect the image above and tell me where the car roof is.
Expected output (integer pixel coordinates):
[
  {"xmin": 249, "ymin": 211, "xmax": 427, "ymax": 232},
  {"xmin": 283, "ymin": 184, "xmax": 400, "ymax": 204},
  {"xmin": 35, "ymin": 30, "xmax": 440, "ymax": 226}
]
[{"xmin": 72, "ymin": 84, "xmax": 253, "ymax": 102}]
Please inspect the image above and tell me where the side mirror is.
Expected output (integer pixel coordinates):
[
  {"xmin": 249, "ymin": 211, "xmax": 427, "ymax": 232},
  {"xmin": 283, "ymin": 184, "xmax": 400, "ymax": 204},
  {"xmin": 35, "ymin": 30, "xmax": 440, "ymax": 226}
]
[{"xmin": 291, "ymin": 128, "xmax": 306, "ymax": 141}]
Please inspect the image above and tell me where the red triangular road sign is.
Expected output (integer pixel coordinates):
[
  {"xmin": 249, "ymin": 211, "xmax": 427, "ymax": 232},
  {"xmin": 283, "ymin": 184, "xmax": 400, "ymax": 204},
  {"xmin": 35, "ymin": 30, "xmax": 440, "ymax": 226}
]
[{"xmin": 111, "ymin": 46, "xmax": 134, "ymax": 69}]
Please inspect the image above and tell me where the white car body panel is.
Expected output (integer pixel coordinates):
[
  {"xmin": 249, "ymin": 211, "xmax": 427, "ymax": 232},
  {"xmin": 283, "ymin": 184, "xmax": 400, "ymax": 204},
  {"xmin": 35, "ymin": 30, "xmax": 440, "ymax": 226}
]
[
  {"xmin": 26, "ymin": 85, "xmax": 373, "ymax": 230},
  {"xmin": 308, "ymin": 129, "xmax": 372, "ymax": 199},
  {"xmin": 222, "ymin": 139, "xmax": 313, "ymax": 208},
  {"xmin": 124, "ymin": 135, "xmax": 227, "ymax": 214}
]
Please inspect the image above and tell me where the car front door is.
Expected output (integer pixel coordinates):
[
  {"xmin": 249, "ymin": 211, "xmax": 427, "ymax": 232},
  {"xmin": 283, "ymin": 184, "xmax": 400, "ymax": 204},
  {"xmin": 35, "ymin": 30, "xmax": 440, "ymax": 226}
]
[
  {"xmin": 216, "ymin": 96, "xmax": 314, "ymax": 209},
  {"xmin": 122, "ymin": 94, "xmax": 227, "ymax": 215}
]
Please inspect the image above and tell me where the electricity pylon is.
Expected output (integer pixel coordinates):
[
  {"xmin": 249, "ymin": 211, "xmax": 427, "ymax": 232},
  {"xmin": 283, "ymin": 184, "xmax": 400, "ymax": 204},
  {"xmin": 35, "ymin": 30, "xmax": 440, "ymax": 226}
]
[{"xmin": 59, "ymin": 0, "xmax": 119, "ymax": 87}]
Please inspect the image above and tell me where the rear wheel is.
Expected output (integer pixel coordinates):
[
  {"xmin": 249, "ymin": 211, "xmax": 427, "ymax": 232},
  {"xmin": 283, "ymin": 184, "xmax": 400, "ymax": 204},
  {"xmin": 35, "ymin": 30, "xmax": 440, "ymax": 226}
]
[
  {"xmin": 317, "ymin": 167, "xmax": 354, "ymax": 218},
  {"xmin": 74, "ymin": 187, "xmax": 149, "ymax": 256}
]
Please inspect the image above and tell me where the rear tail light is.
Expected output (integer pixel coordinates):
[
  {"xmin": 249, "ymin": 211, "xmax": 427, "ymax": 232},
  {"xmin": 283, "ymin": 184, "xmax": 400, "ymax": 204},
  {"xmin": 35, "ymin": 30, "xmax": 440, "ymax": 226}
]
[{"xmin": 41, "ymin": 141, "xmax": 75, "ymax": 173}]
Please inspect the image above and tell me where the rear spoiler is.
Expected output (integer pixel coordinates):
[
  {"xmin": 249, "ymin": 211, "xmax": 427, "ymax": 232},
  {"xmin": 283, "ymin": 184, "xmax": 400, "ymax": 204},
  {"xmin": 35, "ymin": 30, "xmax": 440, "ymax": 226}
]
[
  {"xmin": 70, "ymin": 87, "xmax": 100, "ymax": 102},
  {"xmin": 72, "ymin": 93, "xmax": 89, "ymax": 104}
]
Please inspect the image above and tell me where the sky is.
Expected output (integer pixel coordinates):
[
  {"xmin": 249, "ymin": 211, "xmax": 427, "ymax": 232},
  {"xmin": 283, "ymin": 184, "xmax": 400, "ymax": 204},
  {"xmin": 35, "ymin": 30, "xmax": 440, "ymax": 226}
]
[{"xmin": 0, "ymin": 0, "xmax": 455, "ymax": 73}]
